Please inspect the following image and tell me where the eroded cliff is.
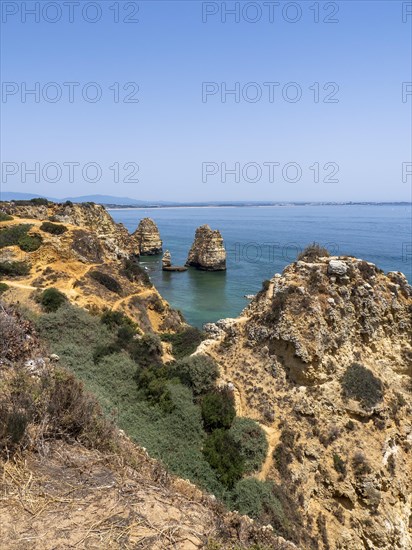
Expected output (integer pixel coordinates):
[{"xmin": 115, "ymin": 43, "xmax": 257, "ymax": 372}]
[
  {"xmin": 0, "ymin": 202, "xmax": 181, "ymax": 333},
  {"xmin": 200, "ymin": 254, "xmax": 412, "ymax": 549}
]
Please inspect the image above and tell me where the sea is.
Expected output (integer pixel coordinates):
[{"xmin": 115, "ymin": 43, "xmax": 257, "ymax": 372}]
[{"xmin": 109, "ymin": 205, "xmax": 412, "ymax": 328}]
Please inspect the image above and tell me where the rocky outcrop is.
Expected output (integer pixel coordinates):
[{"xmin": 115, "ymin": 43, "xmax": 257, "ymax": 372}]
[
  {"xmin": 0, "ymin": 202, "xmax": 184, "ymax": 334},
  {"xmin": 162, "ymin": 250, "xmax": 187, "ymax": 272},
  {"xmin": 132, "ymin": 218, "xmax": 162, "ymax": 255},
  {"xmin": 162, "ymin": 250, "xmax": 172, "ymax": 269},
  {"xmin": 200, "ymin": 256, "xmax": 412, "ymax": 549},
  {"xmin": 0, "ymin": 201, "xmax": 132, "ymax": 260},
  {"xmin": 186, "ymin": 225, "xmax": 226, "ymax": 271}
]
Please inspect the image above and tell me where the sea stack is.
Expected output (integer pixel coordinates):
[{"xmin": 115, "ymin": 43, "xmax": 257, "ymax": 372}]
[
  {"xmin": 132, "ymin": 218, "xmax": 162, "ymax": 255},
  {"xmin": 162, "ymin": 250, "xmax": 172, "ymax": 269},
  {"xmin": 185, "ymin": 225, "xmax": 226, "ymax": 271}
]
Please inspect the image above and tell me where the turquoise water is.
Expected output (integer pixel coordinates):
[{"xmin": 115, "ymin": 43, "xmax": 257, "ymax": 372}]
[{"xmin": 110, "ymin": 205, "xmax": 412, "ymax": 328}]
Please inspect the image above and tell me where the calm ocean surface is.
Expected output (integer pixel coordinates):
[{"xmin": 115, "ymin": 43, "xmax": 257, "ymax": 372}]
[{"xmin": 110, "ymin": 205, "xmax": 412, "ymax": 328}]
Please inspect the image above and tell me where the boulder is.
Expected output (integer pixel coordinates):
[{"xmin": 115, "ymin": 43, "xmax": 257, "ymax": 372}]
[
  {"xmin": 328, "ymin": 259, "xmax": 348, "ymax": 276},
  {"xmin": 185, "ymin": 225, "xmax": 226, "ymax": 271}
]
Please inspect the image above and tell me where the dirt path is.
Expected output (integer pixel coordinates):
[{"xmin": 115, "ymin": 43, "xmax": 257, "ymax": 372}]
[
  {"xmin": 1, "ymin": 280, "xmax": 37, "ymax": 291},
  {"xmin": 257, "ymin": 424, "xmax": 279, "ymax": 481}
]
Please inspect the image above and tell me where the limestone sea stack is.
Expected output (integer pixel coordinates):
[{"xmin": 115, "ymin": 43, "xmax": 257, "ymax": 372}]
[
  {"xmin": 162, "ymin": 250, "xmax": 187, "ymax": 272},
  {"xmin": 185, "ymin": 224, "xmax": 226, "ymax": 271},
  {"xmin": 132, "ymin": 218, "xmax": 162, "ymax": 255},
  {"xmin": 162, "ymin": 250, "xmax": 172, "ymax": 269}
]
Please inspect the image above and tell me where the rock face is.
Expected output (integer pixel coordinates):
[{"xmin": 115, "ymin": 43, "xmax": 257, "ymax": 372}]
[
  {"xmin": 0, "ymin": 202, "xmax": 183, "ymax": 334},
  {"xmin": 200, "ymin": 256, "xmax": 412, "ymax": 549},
  {"xmin": 0, "ymin": 201, "xmax": 132, "ymax": 260},
  {"xmin": 132, "ymin": 218, "xmax": 162, "ymax": 255},
  {"xmin": 186, "ymin": 225, "xmax": 226, "ymax": 271}
]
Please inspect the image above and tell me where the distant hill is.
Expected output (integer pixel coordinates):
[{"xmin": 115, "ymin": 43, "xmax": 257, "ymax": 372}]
[
  {"xmin": 1, "ymin": 192, "xmax": 409, "ymax": 208},
  {"xmin": 0, "ymin": 191, "xmax": 177, "ymax": 206}
]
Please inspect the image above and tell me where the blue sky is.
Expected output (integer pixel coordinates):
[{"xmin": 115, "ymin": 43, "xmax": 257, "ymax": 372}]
[{"xmin": 1, "ymin": 0, "xmax": 411, "ymax": 201}]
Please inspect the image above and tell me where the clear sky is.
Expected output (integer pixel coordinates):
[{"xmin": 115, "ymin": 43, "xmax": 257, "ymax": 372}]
[{"xmin": 1, "ymin": 0, "xmax": 411, "ymax": 202}]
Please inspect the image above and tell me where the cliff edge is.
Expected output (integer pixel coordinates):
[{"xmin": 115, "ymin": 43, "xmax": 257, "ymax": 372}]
[{"xmin": 201, "ymin": 252, "xmax": 412, "ymax": 549}]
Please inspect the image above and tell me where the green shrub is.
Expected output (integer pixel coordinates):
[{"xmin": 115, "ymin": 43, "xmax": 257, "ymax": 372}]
[
  {"xmin": 203, "ymin": 429, "xmax": 244, "ymax": 489},
  {"xmin": 0, "ymin": 282, "xmax": 9, "ymax": 293},
  {"xmin": 90, "ymin": 270, "xmax": 122, "ymax": 294},
  {"xmin": 333, "ymin": 453, "xmax": 347, "ymax": 476},
  {"xmin": 0, "ymin": 224, "xmax": 42, "ymax": 252},
  {"xmin": 231, "ymin": 478, "xmax": 282, "ymax": 519},
  {"xmin": 170, "ymin": 354, "xmax": 219, "ymax": 396},
  {"xmin": 122, "ymin": 259, "xmax": 152, "ymax": 287},
  {"xmin": 135, "ymin": 365, "xmax": 175, "ymax": 412},
  {"xmin": 297, "ymin": 242, "xmax": 330, "ymax": 262},
  {"xmin": 40, "ymin": 221, "xmax": 68, "ymax": 235},
  {"xmin": 229, "ymin": 417, "xmax": 268, "ymax": 473},
  {"xmin": 0, "ymin": 211, "xmax": 13, "ymax": 222},
  {"xmin": 0, "ymin": 261, "xmax": 31, "ymax": 277},
  {"xmin": 101, "ymin": 309, "xmax": 134, "ymax": 330},
  {"xmin": 201, "ymin": 387, "xmax": 236, "ymax": 431},
  {"xmin": 30, "ymin": 197, "xmax": 49, "ymax": 205},
  {"xmin": 35, "ymin": 305, "xmax": 225, "ymax": 498},
  {"xmin": 129, "ymin": 333, "xmax": 163, "ymax": 367},
  {"xmin": 17, "ymin": 233, "xmax": 43, "ymax": 252},
  {"xmin": 0, "ymin": 224, "xmax": 30, "ymax": 247},
  {"xmin": 161, "ymin": 327, "xmax": 205, "ymax": 359},
  {"xmin": 232, "ymin": 479, "xmax": 303, "ymax": 543},
  {"xmin": 341, "ymin": 363, "xmax": 384, "ymax": 408},
  {"xmin": 261, "ymin": 279, "xmax": 270, "ymax": 291},
  {"xmin": 38, "ymin": 288, "xmax": 68, "ymax": 312}
]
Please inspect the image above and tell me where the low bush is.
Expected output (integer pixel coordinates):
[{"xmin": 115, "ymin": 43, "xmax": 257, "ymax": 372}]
[
  {"xmin": 38, "ymin": 288, "xmax": 67, "ymax": 312},
  {"xmin": 203, "ymin": 429, "xmax": 244, "ymax": 489},
  {"xmin": 129, "ymin": 333, "xmax": 163, "ymax": 367},
  {"xmin": 40, "ymin": 221, "xmax": 68, "ymax": 235},
  {"xmin": 18, "ymin": 233, "xmax": 43, "ymax": 252},
  {"xmin": 0, "ymin": 363, "xmax": 115, "ymax": 456},
  {"xmin": 0, "ymin": 224, "xmax": 42, "ymax": 252},
  {"xmin": 0, "ymin": 282, "xmax": 9, "ymax": 293},
  {"xmin": 90, "ymin": 270, "xmax": 122, "ymax": 294},
  {"xmin": 0, "ymin": 211, "xmax": 13, "ymax": 222},
  {"xmin": 341, "ymin": 363, "xmax": 384, "ymax": 409},
  {"xmin": 135, "ymin": 364, "xmax": 175, "ymax": 412},
  {"xmin": 231, "ymin": 478, "xmax": 283, "ymax": 520},
  {"xmin": 0, "ymin": 261, "xmax": 31, "ymax": 277},
  {"xmin": 333, "ymin": 453, "xmax": 347, "ymax": 476},
  {"xmin": 352, "ymin": 451, "xmax": 372, "ymax": 477},
  {"xmin": 30, "ymin": 197, "xmax": 49, "ymax": 205},
  {"xmin": 101, "ymin": 309, "xmax": 135, "ymax": 330},
  {"xmin": 229, "ymin": 417, "xmax": 268, "ymax": 473},
  {"xmin": 122, "ymin": 259, "xmax": 152, "ymax": 287},
  {"xmin": 161, "ymin": 326, "xmax": 205, "ymax": 359},
  {"xmin": 297, "ymin": 243, "xmax": 330, "ymax": 262},
  {"xmin": 201, "ymin": 387, "xmax": 236, "ymax": 431},
  {"xmin": 170, "ymin": 354, "xmax": 218, "ymax": 396}
]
